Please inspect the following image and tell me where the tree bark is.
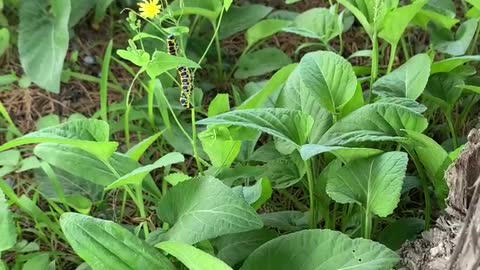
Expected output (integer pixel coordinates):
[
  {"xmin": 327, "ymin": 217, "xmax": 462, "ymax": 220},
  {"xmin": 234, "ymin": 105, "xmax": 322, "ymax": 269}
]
[{"xmin": 399, "ymin": 129, "xmax": 480, "ymax": 270}]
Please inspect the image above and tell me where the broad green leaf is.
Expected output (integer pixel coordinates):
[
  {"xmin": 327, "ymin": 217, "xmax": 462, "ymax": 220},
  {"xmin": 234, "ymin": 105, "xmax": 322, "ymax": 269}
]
[
  {"xmin": 299, "ymin": 144, "xmax": 383, "ymax": 162},
  {"xmin": 33, "ymin": 145, "xmax": 161, "ymax": 197},
  {"xmin": 60, "ymin": 213, "xmax": 175, "ymax": 270},
  {"xmin": 378, "ymin": 218, "xmax": 424, "ymax": 250},
  {"xmin": 213, "ymin": 229, "xmax": 277, "ymax": 267},
  {"xmin": 239, "ymin": 64, "xmax": 297, "ymax": 110},
  {"xmin": 0, "ymin": 28, "xmax": 9, "ymax": 57},
  {"xmin": 246, "ymin": 19, "xmax": 291, "ymax": 47},
  {"xmin": 22, "ymin": 253, "xmax": 53, "ymax": 270},
  {"xmin": 373, "ymin": 54, "xmax": 431, "ymax": 99},
  {"xmin": 219, "ymin": 5, "xmax": 273, "ymax": 40},
  {"xmin": 283, "ymin": 7, "xmax": 342, "ymax": 42},
  {"xmin": 326, "ymin": 151, "xmax": 408, "ymax": 217},
  {"xmin": 379, "ymin": 0, "xmax": 427, "ymax": 45},
  {"xmin": 431, "ymin": 55, "xmax": 480, "ymax": 73},
  {"xmin": 261, "ymin": 155, "xmax": 305, "ymax": 189},
  {"xmin": 156, "ymin": 241, "xmax": 232, "ymax": 270},
  {"xmin": 0, "ymin": 188, "xmax": 16, "ymax": 252},
  {"xmin": 298, "ymin": 51, "xmax": 357, "ymax": 113},
  {"xmin": 106, "ymin": 152, "xmax": 184, "ymax": 190},
  {"xmin": 117, "ymin": 49, "xmax": 150, "ymax": 67},
  {"xmin": 319, "ymin": 101, "xmax": 428, "ymax": 146},
  {"xmin": 197, "ymin": 108, "xmax": 313, "ymax": 147},
  {"xmin": 235, "ymin": 48, "xmax": 292, "ymax": 79},
  {"xmin": 146, "ymin": 52, "xmax": 200, "ymax": 79},
  {"xmin": 423, "ymin": 72, "xmax": 464, "ymax": 111},
  {"xmin": 431, "ymin": 19, "xmax": 479, "ymax": 56},
  {"xmin": 260, "ymin": 211, "xmax": 309, "ymax": 232},
  {"xmin": 240, "ymin": 229, "xmax": 399, "ymax": 270},
  {"xmin": 19, "ymin": 0, "xmax": 70, "ymax": 93},
  {"xmin": 199, "ymin": 127, "xmax": 241, "ymax": 168},
  {"xmin": 157, "ymin": 176, "xmax": 263, "ymax": 244},
  {"xmin": 403, "ymin": 130, "xmax": 451, "ymax": 206},
  {"xmin": 126, "ymin": 131, "xmax": 163, "ymax": 161},
  {"xmin": 278, "ymin": 67, "xmax": 333, "ymax": 143},
  {"xmin": 0, "ymin": 119, "xmax": 118, "ymax": 161},
  {"xmin": 460, "ymin": 84, "xmax": 480, "ymax": 94},
  {"xmin": 208, "ymin": 94, "xmax": 230, "ymax": 117},
  {"xmin": 36, "ymin": 166, "xmax": 103, "ymax": 203}
]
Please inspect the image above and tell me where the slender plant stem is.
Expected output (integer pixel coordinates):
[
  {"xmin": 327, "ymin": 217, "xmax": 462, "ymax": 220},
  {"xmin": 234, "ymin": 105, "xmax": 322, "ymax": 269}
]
[
  {"xmin": 147, "ymin": 79, "xmax": 156, "ymax": 127},
  {"xmin": 362, "ymin": 209, "xmax": 372, "ymax": 239},
  {"xmin": 214, "ymin": 23, "xmax": 224, "ymax": 81},
  {"xmin": 401, "ymin": 37, "xmax": 410, "ymax": 60},
  {"xmin": 386, "ymin": 43, "xmax": 398, "ymax": 74},
  {"xmin": 194, "ymin": 8, "xmax": 225, "ymax": 73},
  {"xmin": 405, "ymin": 146, "xmax": 432, "ymax": 229},
  {"xmin": 135, "ymin": 185, "xmax": 149, "ymax": 238},
  {"xmin": 191, "ymin": 108, "xmax": 204, "ymax": 175},
  {"xmin": 445, "ymin": 112, "xmax": 458, "ymax": 149},
  {"xmin": 368, "ymin": 32, "xmax": 379, "ymax": 103},
  {"xmin": 305, "ymin": 160, "xmax": 317, "ymax": 229}
]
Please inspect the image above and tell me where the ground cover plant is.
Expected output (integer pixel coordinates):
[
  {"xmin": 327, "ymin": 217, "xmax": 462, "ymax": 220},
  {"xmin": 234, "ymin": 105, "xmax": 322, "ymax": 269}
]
[{"xmin": 0, "ymin": 0, "xmax": 480, "ymax": 269}]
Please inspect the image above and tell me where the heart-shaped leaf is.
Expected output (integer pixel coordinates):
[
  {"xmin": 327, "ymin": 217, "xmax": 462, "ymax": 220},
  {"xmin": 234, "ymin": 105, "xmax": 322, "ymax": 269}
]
[
  {"xmin": 157, "ymin": 176, "xmax": 263, "ymax": 244},
  {"xmin": 60, "ymin": 213, "xmax": 175, "ymax": 270},
  {"xmin": 326, "ymin": 151, "xmax": 408, "ymax": 217},
  {"xmin": 240, "ymin": 229, "xmax": 399, "ymax": 270}
]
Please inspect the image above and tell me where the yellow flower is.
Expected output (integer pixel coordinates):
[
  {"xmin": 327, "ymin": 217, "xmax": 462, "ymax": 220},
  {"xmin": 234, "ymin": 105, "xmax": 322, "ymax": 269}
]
[{"xmin": 138, "ymin": 0, "xmax": 162, "ymax": 19}]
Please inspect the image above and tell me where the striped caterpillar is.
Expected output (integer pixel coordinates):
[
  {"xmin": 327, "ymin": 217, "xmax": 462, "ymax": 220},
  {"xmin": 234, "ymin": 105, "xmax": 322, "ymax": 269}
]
[{"xmin": 167, "ymin": 34, "xmax": 194, "ymax": 109}]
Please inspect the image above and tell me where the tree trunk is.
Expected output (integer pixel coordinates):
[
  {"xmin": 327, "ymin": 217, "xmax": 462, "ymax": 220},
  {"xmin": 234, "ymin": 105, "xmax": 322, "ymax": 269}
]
[{"xmin": 399, "ymin": 129, "xmax": 480, "ymax": 270}]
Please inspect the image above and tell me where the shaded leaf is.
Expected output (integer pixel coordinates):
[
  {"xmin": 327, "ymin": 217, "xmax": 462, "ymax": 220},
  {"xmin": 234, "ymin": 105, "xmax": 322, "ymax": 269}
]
[
  {"xmin": 19, "ymin": 0, "xmax": 70, "ymax": 92},
  {"xmin": 240, "ymin": 229, "xmax": 399, "ymax": 270},
  {"xmin": 235, "ymin": 48, "xmax": 292, "ymax": 79},
  {"xmin": 157, "ymin": 176, "xmax": 263, "ymax": 244},
  {"xmin": 326, "ymin": 151, "xmax": 408, "ymax": 217}
]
